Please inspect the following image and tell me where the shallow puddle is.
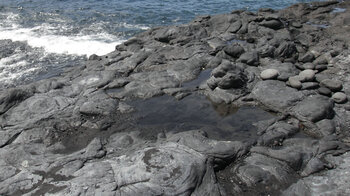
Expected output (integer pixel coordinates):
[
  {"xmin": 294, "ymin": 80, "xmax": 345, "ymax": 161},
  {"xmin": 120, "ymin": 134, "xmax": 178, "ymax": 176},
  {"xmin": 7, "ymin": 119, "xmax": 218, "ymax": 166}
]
[
  {"xmin": 105, "ymin": 87, "xmax": 123, "ymax": 94},
  {"xmin": 332, "ymin": 8, "xmax": 346, "ymax": 13},
  {"xmin": 306, "ymin": 22, "xmax": 330, "ymax": 28},
  {"xmin": 129, "ymin": 93, "xmax": 275, "ymax": 142}
]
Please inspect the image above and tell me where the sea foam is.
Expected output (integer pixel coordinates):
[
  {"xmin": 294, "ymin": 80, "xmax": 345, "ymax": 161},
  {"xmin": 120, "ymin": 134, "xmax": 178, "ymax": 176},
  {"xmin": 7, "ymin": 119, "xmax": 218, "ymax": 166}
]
[
  {"xmin": 0, "ymin": 13, "xmax": 127, "ymax": 56},
  {"xmin": 0, "ymin": 26, "xmax": 124, "ymax": 56}
]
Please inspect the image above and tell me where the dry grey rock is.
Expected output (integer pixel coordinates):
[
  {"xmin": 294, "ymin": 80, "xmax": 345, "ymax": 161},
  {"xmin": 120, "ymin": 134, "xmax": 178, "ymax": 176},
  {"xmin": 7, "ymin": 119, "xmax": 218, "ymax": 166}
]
[
  {"xmin": 301, "ymin": 82, "xmax": 319, "ymax": 90},
  {"xmin": 332, "ymin": 92, "xmax": 347, "ymax": 104},
  {"xmin": 320, "ymin": 79, "xmax": 343, "ymax": 92},
  {"xmin": 3, "ymin": 94, "xmax": 74, "ymax": 127},
  {"xmin": 252, "ymin": 80, "xmax": 304, "ymax": 112},
  {"xmin": 318, "ymin": 87, "xmax": 332, "ymax": 96},
  {"xmin": 0, "ymin": 87, "xmax": 34, "ymax": 115},
  {"xmin": 7, "ymin": 130, "xmax": 245, "ymax": 196},
  {"xmin": 80, "ymin": 98, "xmax": 117, "ymax": 116},
  {"xmin": 238, "ymin": 51, "xmax": 259, "ymax": 66},
  {"xmin": 260, "ymin": 19, "xmax": 283, "ymax": 29},
  {"xmin": 299, "ymin": 52, "xmax": 315, "ymax": 63},
  {"xmin": 298, "ymin": 69, "xmax": 315, "ymax": 82},
  {"xmin": 288, "ymin": 76, "xmax": 302, "ymax": 89},
  {"xmin": 274, "ymin": 41, "xmax": 297, "ymax": 59},
  {"xmin": 260, "ymin": 69, "xmax": 279, "ymax": 80},
  {"xmin": 211, "ymin": 62, "xmax": 249, "ymax": 90},
  {"xmin": 264, "ymin": 62, "xmax": 299, "ymax": 81},
  {"xmin": 207, "ymin": 76, "xmax": 220, "ymax": 90},
  {"xmin": 299, "ymin": 63, "xmax": 315, "ymax": 70},
  {"xmin": 257, "ymin": 121, "xmax": 299, "ymax": 146},
  {"xmin": 283, "ymin": 152, "xmax": 350, "ymax": 196},
  {"xmin": 69, "ymin": 143, "xmax": 210, "ymax": 196},
  {"xmin": 1, "ymin": 1, "xmax": 350, "ymax": 195},
  {"xmin": 315, "ymin": 64, "xmax": 327, "ymax": 71},
  {"xmin": 292, "ymin": 95, "xmax": 334, "ymax": 122},
  {"xmin": 224, "ymin": 44, "xmax": 245, "ymax": 58},
  {"xmin": 258, "ymin": 44, "xmax": 275, "ymax": 58},
  {"xmin": 218, "ymin": 72, "xmax": 246, "ymax": 89},
  {"xmin": 316, "ymin": 119, "xmax": 336, "ymax": 136},
  {"xmin": 227, "ymin": 136, "xmax": 347, "ymax": 195}
]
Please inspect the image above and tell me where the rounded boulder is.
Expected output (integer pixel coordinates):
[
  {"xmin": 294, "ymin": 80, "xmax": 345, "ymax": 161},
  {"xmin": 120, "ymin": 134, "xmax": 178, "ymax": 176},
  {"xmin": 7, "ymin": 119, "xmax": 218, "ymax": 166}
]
[
  {"xmin": 299, "ymin": 69, "xmax": 315, "ymax": 82},
  {"xmin": 332, "ymin": 92, "xmax": 347, "ymax": 104},
  {"xmin": 288, "ymin": 76, "xmax": 302, "ymax": 89},
  {"xmin": 320, "ymin": 79, "xmax": 343, "ymax": 92},
  {"xmin": 260, "ymin": 69, "xmax": 279, "ymax": 80}
]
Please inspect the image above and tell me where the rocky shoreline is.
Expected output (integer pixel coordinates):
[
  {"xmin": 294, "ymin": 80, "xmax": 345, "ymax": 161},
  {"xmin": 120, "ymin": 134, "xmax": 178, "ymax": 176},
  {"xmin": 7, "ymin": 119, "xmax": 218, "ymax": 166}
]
[{"xmin": 1, "ymin": 0, "xmax": 350, "ymax": 195}]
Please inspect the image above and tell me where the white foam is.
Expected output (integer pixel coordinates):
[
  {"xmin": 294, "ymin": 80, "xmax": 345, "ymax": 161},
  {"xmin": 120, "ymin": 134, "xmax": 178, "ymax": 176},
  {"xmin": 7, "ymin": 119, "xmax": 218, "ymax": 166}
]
[
  {"xmin": 0, "ymin": 54, "xmax": 26, "ymax": 68},
  {"xmin": 0, "ymin": 12, "xmax": 151, "ymax": 84},
  {"xmin": 0, "ymin": 12, "xmax": 127, "ymax": 56},
  {"xmin": 0, "ymin": 67, "xmax": 39, "ymax": 82},
  {"xmin": 0, "ymin": 26, "xmax": 125, "ymax": 56},
  {"xmin": 0, "ymin": 55, "xmax": 40, "ymax": 84},
  {"xmin": 121, "ymin": 22, "xmax": 150, "ymax": 30}
]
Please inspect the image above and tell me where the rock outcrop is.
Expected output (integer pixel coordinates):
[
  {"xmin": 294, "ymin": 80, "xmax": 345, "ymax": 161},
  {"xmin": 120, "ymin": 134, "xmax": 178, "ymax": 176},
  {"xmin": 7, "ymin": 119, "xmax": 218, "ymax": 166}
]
[{"xmin": 1, "ymin": 0, "xmax": 350, "ymax": 195}]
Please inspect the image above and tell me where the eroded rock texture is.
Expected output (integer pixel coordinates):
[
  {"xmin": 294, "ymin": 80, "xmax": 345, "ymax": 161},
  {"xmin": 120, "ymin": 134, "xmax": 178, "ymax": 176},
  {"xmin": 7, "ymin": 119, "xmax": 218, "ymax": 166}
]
[{"xmin": 1, "ymin": 0, "xmax": 350, "ymax": 195}]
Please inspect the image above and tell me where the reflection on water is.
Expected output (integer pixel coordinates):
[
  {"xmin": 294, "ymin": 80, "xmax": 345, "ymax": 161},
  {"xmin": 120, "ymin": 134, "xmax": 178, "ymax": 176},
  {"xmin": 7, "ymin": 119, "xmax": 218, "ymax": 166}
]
[
  {"xmin": 306, "ymin": 22, "xmax": 329, "ymax": 28},
  {"xmin": 332, "ymin": 8, "xmax": 346, "ymax": 13},
  {"xmin": 181, "ymin": 69, "xmax": 212, "ymax": 88},
  {"xmin": 210, "ymin": 101, "xmax": 239, "ymax": 117}
]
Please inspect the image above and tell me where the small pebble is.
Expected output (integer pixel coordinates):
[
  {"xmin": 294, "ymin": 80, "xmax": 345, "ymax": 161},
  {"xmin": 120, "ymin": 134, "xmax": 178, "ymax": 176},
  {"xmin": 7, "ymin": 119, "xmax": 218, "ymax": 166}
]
[
  {"xmin": 315, "ymin": 64, "xmax": 327, "ymax": 71},
  {"xmin": 21, "ymin": 160, "xmax": 29, "ymax": 168},
  {"xmin": 293, "ymin": 75, "xmax": 306, "ymax": 82},
  {"xmin": 299, "ymin": 52, "xmax": 315, "ymax": 63},
  {"xmin": 260, "ymin": 69, "xmax": 279, "ymax": 80},
  {"xmin": 318, "ymin": 87, "xmax": 332, "ymax": 96},
  {"xmin": 314, "ymin": 55, "xmax": 328, "ymax": 65},
  {"xmin": 302, "ymin": 63, "xmax": 315, "ymax": 70},
  {"xmin": 301, "ymin": 82, "xmax": 319, "ymax": 90},
  {"xmin": 332, "ymin": 92, "xmax": 347, "ymax": 104},
  {"xmin": 299, "ymin": 69, "xmax": 315, "ymax": 82},
  {"xmin": 288, "ymin": 76, "xmax": 302, "ymax": 89}
]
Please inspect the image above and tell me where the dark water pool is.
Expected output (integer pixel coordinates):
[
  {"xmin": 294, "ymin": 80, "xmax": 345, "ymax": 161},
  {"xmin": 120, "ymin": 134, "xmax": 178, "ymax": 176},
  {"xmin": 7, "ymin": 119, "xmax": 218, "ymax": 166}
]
[{"xmin": 130, "ymin": 94, "xmax": 275, "ymax": 142}]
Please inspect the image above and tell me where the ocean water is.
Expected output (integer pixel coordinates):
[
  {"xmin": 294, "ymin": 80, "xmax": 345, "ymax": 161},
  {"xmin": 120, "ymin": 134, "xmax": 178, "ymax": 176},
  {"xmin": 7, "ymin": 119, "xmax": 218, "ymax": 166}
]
[{"xmin": 0, "ymin": 0, "xmax": 321, "ymax": 87}]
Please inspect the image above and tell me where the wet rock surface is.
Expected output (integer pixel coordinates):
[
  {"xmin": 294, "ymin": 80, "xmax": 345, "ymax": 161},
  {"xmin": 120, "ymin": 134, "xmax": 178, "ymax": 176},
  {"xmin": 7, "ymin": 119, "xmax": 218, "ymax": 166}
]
[{"xmin": 1, "ymin": 1, "xmax": 350, "ymax": 195}]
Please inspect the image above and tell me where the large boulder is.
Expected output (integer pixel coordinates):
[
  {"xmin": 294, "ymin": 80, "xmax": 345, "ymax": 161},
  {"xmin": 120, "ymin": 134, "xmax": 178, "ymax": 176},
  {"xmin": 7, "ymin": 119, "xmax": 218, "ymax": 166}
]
[
  {"xmin": 252, "ymin": 80, "xmax": 304, "ymax": 112},
  {"xmin": 292, "ymin": 95, "xmax": 334, "ymax": 122}
]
